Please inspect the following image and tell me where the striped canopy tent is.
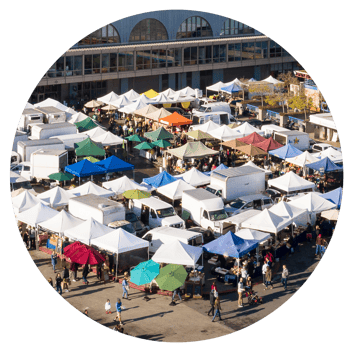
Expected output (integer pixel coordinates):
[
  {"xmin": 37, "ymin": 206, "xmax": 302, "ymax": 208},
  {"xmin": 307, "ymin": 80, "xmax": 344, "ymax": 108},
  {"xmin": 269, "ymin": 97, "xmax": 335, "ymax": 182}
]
[
  {"xmin": 237, "ymin": 132, "xmax": 267, "ymax": 145},
  {"xmin": 167, "ymin": 141, "xmax": 219, "ymax": 160},
  {"xmin": 133, "ymin": 104, "xmax": 159, "ymax": 118},
  {"xmin": 253, "ymin": 137, "xmax": 283, "ymax": 152},
  {"xmin": 236, "ymin": 144, "xmax": 267, "ymax": 157},
  {"xmin": 144, "ymin": 126, "xmax": 174, "ymax": 141},
  {"xmin": 145, "ymin": 108, "xmax": 172, "ymax": 122},
  {"xmin": 142, "ymin": 89, "xmax": 159, "ymax": 99},
  {"xmin": 159, "ymin": 112, "xmax": 193, "ymax": 126}
]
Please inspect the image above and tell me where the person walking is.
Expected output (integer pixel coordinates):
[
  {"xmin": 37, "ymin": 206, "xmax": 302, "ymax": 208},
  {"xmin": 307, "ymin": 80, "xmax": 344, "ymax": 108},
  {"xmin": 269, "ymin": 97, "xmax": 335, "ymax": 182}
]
[
  {"xmin": 262, "ymin": 260, "xmax": 269, "ymax": 286},
  {"xmin": 82, "ymin": 264, "xmax": 89, "ymax": 285},
  {"xmin": 265, "ymin": 266, "xmax": 273, "ymax": 290},
  {"xmin": 208, "ymin": 289, "xmax": 216, "ymax": 316},
  {"xmin": 281, "ymin": 265, "xmax": 289, "ymax": 290},
  {"xmin": 238, "ymin": 277, "xmax": 245, "ymax": 307},
  {"xmin": 212, "ymin": 297, "xmax": 222, "ymax": 322},
  {"xmin": 70, "ymin": 262, "xmax": 78, "ymax": 282},
  {"xmin": 51, "ymin": 251, "xmax": 57, "ymax": 273},
  {"xmin": 114, "ymin": 298, "xmax": 123, "ymax": 325},
  {"xmin": 306, "ymin": 222, "xmax": 313, "ymax": 242},
  {"xmin": 172, "ymin": 287, "xmax": 183, "ymax": 302},
  {"xmin": 122, "ymin": 275, "xmax": 130, "ymax": 300},
  {"xmin": 62, "ymin": 266, "xmax": 70, "ymax": 292},
  {"xmin": 315, "ymin": 234, "xmax": 323, "ymax": 257},
  {"xmin": 55, "ymin": 273, "xmax": 63, "ymax": 295},
  {"xmin": 105, "ymin": 299, "xmax": 112, "ymax": 314}
]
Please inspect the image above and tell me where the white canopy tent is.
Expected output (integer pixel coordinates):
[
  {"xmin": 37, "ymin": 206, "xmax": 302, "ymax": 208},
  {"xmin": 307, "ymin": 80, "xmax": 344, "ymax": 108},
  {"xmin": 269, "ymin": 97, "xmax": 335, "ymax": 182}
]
[
  {"xmin": 169, "ymin": 91, "xmax": 196, "ymax": 103},
  {"xmin": 11, "ymin": 188, "xmax": 37, "ymax": 198},
  {"xmin": 64, "ymin": 217, "xmax": 113, "ymax": 245},
  {"xmin": 269, "ymin": 201, "xmax": 310, "ymax": 227},
  {"xmin": 160, "ymin": 88, "xmax": 176, "ymax": 97},
  {"xmin": 110, "ymin": 95, "xmax": 133, "ymax": 109},
  {"xmin": 190, "ymin": 120, "xmax": 220, "ymax": 133},
  {"xmin": 157, "ymin": 179, "xmax": 195, "ymax": 200},
  {"xmin": 223, "ymin": 78, "xmax": 244, "ymax": 87},
  {"xmin": 83, "ymin": 126, "xmax": 107, "ymax": 139},
  {"xmin": 36, "ymin": 186, "xmax": 74, "ymax": 208},
  {"xmin": 312, "ymin": 147, "xmax": 343, "ymax": 164},
  {"xmin": 38, "ymin": 210, "xmax": 83, "ymax": 236},
  {"xmin": 232, "ymin": 122, "xmax": 265, "ymax": 137},
  {"xmin": 152, "ymin": 240, "xmax": 203, "ymax": 267},
  {"xmin": 92, "ymin": 131, "xmax": 125, "ymax": 146},
  {"xmin": 121, "ymin": 89, "xmax": 140, "ymax": 101},
  {"xmin": 243, "ymin": 160, "xmax": 272, "ymax": 175},
  {"xmin": 267, "ymin": 171, "xmax": 316, "ymax": 193},
  {"xmin": 145, "ymin": 108, "xmax": 172, "ymax": 122},
  {"xmin": 206, "ymin": 81, "xmax": 224, "ymax": 95},
  {"xmin": 34, "ymin": 98, "xmax": 76, "ymax": 117},
  {"xmin": 285, "ymin": 151, "xmax": 320, "ymax": 168},
  {"xmin": 102, "ymin": 175, "xmax": 151, "ymax": 194},
  {"xmin": 69, "ymin": 181, "xmax": 115, "ymax": 198},
  {"xmin": 221, "ymin": 209, "xmax": 262, "ymax": 232},
  {"xmin": 289, "ymin": 192, "xmax": 336, "ymax": 215},
  {"xmin": 12, "ymin": 190, "xmax": 48, "ymax": 215},
  {"xmin": 16, "ymin": 203, "xmax": 59, "ymax": 227},
  {"xmin": 119, "ymin": 100, "xmax": 147, "ymax": 114},
  {"xmin": 235, "ymin": 228, "xmax": 271, "ymax": 243},
  {"xmin": 177, "ymin": 86, "xmax": 196, "ymax": 96},
  {"xmin": 262, "ymin": 75, "xmax": 283, "ymax": 84},
  {"xmin": 68, "ymin": 112, "xmax": 90, "ymax": 124},
  {"xmin": 132, "ymin": 94, "xmax": 156, "ymax": 104},
  {"xmin": 152, "ymin": 93, "xmax": 174, "ymax": 104},
  {"xmin": 175, "ymin": 167, "xmax": 211, "ymax": 187},
  {"xmin": 208, "ymin": 125, "xmax": 241, "ymax": 141},
  {"xmin": 97, "ymin": 91, "xmax": 120, "ymax": 105}
]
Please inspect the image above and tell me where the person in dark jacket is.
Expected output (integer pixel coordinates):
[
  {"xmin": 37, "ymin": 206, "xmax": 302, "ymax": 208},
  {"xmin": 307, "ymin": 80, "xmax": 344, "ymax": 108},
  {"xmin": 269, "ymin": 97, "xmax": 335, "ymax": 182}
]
[
  {"xmin": 82, "ymin": 264, "xmax": 89, "ymax": 285},
  {"xmin": 51, "ymin": 251, "xmax": 58, "ymax": 273},
  {"xmin": 306, "ymin": 223, "xmax": 313, "ymax": 242},
  {"xmin": 208, "ymin": 289, "xmax": 217, "ymax": 316},
  {"xmin": 70, "ymin": 262, "xmax": 78, "ymax": 282},
  {"xmin": 55, "ymin": 273, "xmax": 63, "ymax": 294},
  {"xmin": 62, "ymin": 266, "xmax": 70, "ymax": 292}
]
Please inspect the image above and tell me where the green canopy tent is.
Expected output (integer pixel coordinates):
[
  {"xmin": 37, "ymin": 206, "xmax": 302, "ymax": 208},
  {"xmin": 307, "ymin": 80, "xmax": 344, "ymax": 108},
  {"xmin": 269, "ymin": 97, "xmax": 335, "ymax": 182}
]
[
  {"xmin": 151, "ymin": 139, "xmax": 171, "ymax": 148},
  {"xmin": 75, "ymin": 117, "xmax": 98, "ymax": 132},
  {"xmin": 186, "ymin": 130, "xmax": 214, "ymax": 140},
  {"xmin": 125, "ymin": 134, "xmax": 147, "ymax": 143},
  {"xmin": 144, "ymin": 126, "xmax": 174, "ymax": 141},
  {"xmin": 48, "ymin": 171, "xmax": 74, "ymax": 186},
  {"xmin": 75, "ymin": 137, "xmax": 105, "ymax": 159},
  {"xmin": 134, "ymin": 141, "xmax": 155, "ymax": 150}
]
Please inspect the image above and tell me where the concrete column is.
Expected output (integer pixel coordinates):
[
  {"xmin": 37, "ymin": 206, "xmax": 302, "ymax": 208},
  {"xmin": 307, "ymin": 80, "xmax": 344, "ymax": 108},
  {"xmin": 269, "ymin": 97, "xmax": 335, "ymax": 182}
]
[
  {"xmin": 181, "ymin": 73, "xmax": 187, "ymax": 88},
  {"xmin": 279, "ymin": 115, "xmax": 289, "ymax": 127},
  {"xmin": 168, "ymin": 73, "xmax": 176, "ymax": 90},
  {"xmin": 121, "ymin": 78, "xmax": 129, "ymax": 94},
  {"xmin": 254, "ymin": 66, "xmax": 261, "ymax": 80},
  {"xmin": 258, "ymin": 108, "xmax": 265, "ymax": 121},
  {"xmin": 192, "ymin": 71, "xmax": 200, "ymax": 89},
  {"xmin": 159, "ymin": 75, "xmax": 163, "ymax": 91}
]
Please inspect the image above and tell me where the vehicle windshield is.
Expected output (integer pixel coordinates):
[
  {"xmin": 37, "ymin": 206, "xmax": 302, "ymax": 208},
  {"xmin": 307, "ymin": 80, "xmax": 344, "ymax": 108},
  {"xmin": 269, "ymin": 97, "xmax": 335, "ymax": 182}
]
[
  {"xmin": 199, "ymin": 106, "xmax": 207, "ymax": 112},
  {"xmin": 126, "ymin": 212, "xmax": 138, "ymax": 223},
  {"xmin": 209, "ymin": 209, "xmax": 228, "ymax": 221},
  {"xmin": 229, "ymin": 199, "xmax": 247, "ymax": 209},
  {"xmin": 205, "ymin": 187, "xmax": 217, "ymax": 195},
  {"xmin": 121, "ymin": 223, "xmax": 135, "ymax": 234},
  {"xmin": 156, "ymin": 207, "xmax": 176, "ymax": 218},
  {"xmin": 188, "ymin": 236, "xmax": 203, "ymax": 246}
]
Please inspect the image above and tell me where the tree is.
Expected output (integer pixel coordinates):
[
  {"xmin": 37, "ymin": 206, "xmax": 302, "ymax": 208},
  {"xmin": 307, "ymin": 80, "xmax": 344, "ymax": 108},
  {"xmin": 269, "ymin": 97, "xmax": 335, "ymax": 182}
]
[
  {"xmin": 248, "ymin": 83, "xmax": 273, "ymax": 106},
  {"xmin": 277, "ymin": 71, "xmax": 299, "ymax": 92},
  {"xmin": 287, "ymin": 94, "xmax": 314, "ymax": 120},
  {"xmin": 265, "ymin": 92, "xmax": 288, "ymax": 113}
]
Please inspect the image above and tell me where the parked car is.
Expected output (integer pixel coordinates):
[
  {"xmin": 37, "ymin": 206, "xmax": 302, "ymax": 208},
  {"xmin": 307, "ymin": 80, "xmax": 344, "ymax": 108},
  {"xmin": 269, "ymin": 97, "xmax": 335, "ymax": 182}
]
[
  {"xmin": 108, "ymin": 220, "xmax": 136, "ymax": 235},
  {"xmin": 125, "ymin": 211, "xmax": 149, "ymax": 237},
  {"xmin": 264, "ymin": 188, "xmax": 282, "ymax": 201},
  {"xmin": 225, "ymin": 194, "xmax": 273, "ymax": 216}
]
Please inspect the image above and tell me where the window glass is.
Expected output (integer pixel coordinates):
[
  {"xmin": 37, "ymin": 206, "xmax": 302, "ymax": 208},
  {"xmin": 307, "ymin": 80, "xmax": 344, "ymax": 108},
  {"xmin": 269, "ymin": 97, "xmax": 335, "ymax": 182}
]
[
  {"xmin": 78, "ymin": 24, "xmax": 120, "ymax": 46},
  {"xmin": 176, "ymin": 16, "xmax": 213, "ymax": 39},
  {"xmin": 129, "ymin": 19, "xmax": 168, "ymax": 42},
  {"xmin": 84, "ymin": 55, "xmax": 92, "ymax": 75}
]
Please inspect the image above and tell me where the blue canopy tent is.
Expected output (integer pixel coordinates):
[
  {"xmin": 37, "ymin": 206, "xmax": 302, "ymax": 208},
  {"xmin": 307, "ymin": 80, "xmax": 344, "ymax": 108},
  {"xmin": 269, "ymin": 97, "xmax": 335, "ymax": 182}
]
[
  {"xmin": 95, "ymin": 155, "xmax": 134, "ymax": 173},
  {"xmin": 142, "ymin": 171, "xmax": 177, "ymax": 188},
  {"xmin": 65, "ymin": 160, "xmax": 106, "ymax": 184},
  {"xmin": 320, "ymin": 187, "xmax": 342, "ymax": 209},
  {"xmin": 269, "ymin": 144, "xmax": 302, "ymax": 159},
  {"xmin": 203, "ymin": 231, "xmax": 258, "ymax": 259},
  {"xmin": 305, "ymin": 157, "xmax": 343, "ymax": 173},
  {"xmin": 203, "ymin": 163, "xmax": 228, "ymax": 176},
  {"xmin": 220, "ymin": 82, "xmax": 242, "ymax": 94}
]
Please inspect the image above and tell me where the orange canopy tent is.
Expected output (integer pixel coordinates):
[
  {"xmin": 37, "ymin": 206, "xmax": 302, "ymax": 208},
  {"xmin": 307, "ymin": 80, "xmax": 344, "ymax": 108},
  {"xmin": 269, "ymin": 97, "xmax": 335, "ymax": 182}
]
[{"xmin": 159, "ymin": 112, "xmax": 193, "ymax": 126}]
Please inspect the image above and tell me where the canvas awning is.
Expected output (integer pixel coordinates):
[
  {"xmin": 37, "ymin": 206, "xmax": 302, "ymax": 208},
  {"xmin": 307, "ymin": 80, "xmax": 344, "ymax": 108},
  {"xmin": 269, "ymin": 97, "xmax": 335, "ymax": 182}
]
[
  {"xmin": 65, "ymin": 160, "xmax": 106, "ymax": 177},
  {"xmin": 253, "ymin": 137, "xmax": 283, "ymax": 152},
  {"xmin": 269, "ymin": 144, "xmax": 303, "ymax": 159},
  {"xmin": 95, "ymin": 156, "xmax": 134, "ymax": 173},
  {"xmin": 305, "ymin": 157, "xmax": 343, "ymax": 173},
  {"xmin": 167, "ymin": 141, "xmax": 219, "ymax": 160},
  {"xmin": 145, "ymin": 108, "xmax": 172, "ymax": 122},
  {"xmin": 75, "ymin": 137, "xmax": 105, "ymax": 157},
  {"xmin": 237, "ymin": 132, "xmax": 267, "ymax": 145},
  {"xmin": 142, "ymin": 89, "xmax": 159, "ymax": 99},
  {"xmin": 142, "ymin": 171, "xmax": 177, "ymax": 188},
  {"xmin": 236, "ymin": 144, "xmax": 267, "ymax": 157},
  {"xmin": 319, "ymin": 187, "xmax": 342, "ymax": 208},
  {"xmin": 133, "ymin": 104, "xmax": 159, "ymax": 118}
]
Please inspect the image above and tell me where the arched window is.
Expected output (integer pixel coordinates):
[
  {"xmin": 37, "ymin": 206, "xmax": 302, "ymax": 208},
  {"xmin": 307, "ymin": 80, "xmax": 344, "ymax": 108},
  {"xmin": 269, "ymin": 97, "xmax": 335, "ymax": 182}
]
[
  {"xmin": 78, "ymin": 24, "xmax": 120, "ymax": 46},
  {"xmin": 220, "ymin": 19, "xmax": 255, "ymax": 36},
  {"xmin": 176, "ymin": 16, "xmax": 213, "ymax": 39},
  {"xmin": 129, "ymin": 19, "xmax": 168, "ymax": 42}
]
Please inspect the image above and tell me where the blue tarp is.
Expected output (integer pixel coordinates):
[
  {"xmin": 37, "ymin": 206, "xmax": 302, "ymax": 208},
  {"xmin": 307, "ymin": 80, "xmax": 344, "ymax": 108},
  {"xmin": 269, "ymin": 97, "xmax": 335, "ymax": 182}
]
[
  {"xmin": 320, "ymin": 187, "xmax": 342, "ymax": 209},
  {"xmin": 203, "ymin": 231, "xmax": 259, "ymax": 259},
  {"xmin": 142, "ymin": 171, "xmax": 177, "ymax": 188},
  {"xmin": 220, "ymin": 82, "xmax": 242, "ymax": 93},
  {"xmin": 203, "ymin": 163, "xmax": 228, "ymax": 176},
  {"xmin": 65, "ymin": 159, "xmax": 106, "ymax": 177},
  {"xmin": 305, "ymin": 157, "xmax": 343, "ymax": 173},
  {"xmin": 95, "ymin": 155, "xmax": 134, "ymax": 173},
  {"xmin": 269, "ymin": 144, "xmax": 302, "ymax": 159}
]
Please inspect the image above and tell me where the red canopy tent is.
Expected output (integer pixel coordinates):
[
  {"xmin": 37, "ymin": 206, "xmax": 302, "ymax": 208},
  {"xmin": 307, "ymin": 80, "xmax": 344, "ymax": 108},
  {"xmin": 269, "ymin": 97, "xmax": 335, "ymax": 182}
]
[
  {"xmin": 237, "ymin": 132, "xmax": 266, "ymax": 145},
  {"xmin": 253, "ymin": 137, "xmax": 283, "ymax": 152},
  {"xmin": 159, "ymin": 112, "xmax": 193, "ymax": 126},
  {"xmin": 64, "ymin": 241, "xmax": 106, "ymax": 265}
]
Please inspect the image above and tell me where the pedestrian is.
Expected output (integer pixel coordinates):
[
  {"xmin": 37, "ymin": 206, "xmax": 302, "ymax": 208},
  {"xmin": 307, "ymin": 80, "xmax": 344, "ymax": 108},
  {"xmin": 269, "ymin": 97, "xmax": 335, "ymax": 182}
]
[
  {"xmin": 262, "ymin": 260, "xmax": 269, "ymax": 286},
  {"xmin": 55, "ymin": 273, "xmax": 63, "ymax": 295},
  {"xmin": 245, "ymin": 276, "xmax": 252, "ymax": 291},
  {"xmin": 122, "ymin": 274, "xmax": 130, "ymax": 300},
  {"xmin": 231, "ymin": 151, "xmax": 236, "ymax": 167},
  {"xmin": 70, "ymin": 262, "xmax": 78, "ymax": 282},
  {"xmin": 82, "ymin": 264, "xmax": 89, "ymax": 285},
  {"xmin": 264, "ymin": 251, "xmax": 274, "ymax": 267},
  {"xmin": 97, "ymin": 262, "xmax": 102, "ymax": 281},
  {"xmin": 208, "ymin": 289, "xmax": 216, "ymax": 316},
  {"xmin": 51, "ymin": 251, "xmax": 57, "ymax": 273},
  {"xmin": 315, "ymin": 234, "xmax": 323, "ymax": 257},
  {"xmin": 114, "ymin": 298, "xmax": 123, "ymax": 325},
  {"xmin": 212, "ymin": 297, "xmax": 222, "ymax": 322},
  {"xmin": 172, "ymin": 287, "xmax": 183, "ymax": 302},
  {"xmin": 238, "ymin": 277, "xmax": 245, "ymax": 307},
  {"xmin": 241, "ymin": 266, "xmax": 248, "ymax": 282},
  {"xmin": 105, "ymin": 299, "xmax": 112, "ymax": 314},
  {"xmin": 62, "ymin": 266, "xmax": 70, "ymax": 292},
  {"xmin": 211, "ymin": 282, "xmax": 218, "ymax": 292},
  {"xmin": 23, "ymin": 231, "xmax": 29, "ymax": 249},
  {"xmin": 306, "ymin": 222, "xmax": 313, "ymax": 242},
  {"xmin": 265, "ymin": 266, "xmax": 273, "ymax": 290},
  {"xmin": 281, "ymin": 265, "xmax": 289, "ymax": 290}
]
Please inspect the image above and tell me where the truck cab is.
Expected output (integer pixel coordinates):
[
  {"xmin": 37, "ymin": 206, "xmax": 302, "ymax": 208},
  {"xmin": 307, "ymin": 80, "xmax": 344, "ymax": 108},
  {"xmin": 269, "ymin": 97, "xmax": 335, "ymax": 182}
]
[{"xmin": 11, "ymin": 162, "xmax": 32, "ymax": 181}]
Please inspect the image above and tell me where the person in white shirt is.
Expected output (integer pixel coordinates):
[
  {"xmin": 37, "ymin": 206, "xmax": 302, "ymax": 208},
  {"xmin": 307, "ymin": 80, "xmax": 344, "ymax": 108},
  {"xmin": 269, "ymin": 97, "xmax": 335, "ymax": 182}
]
[
  {"xmin": 281, "ymin": 265, "xmax": 289, "ymax": 290},
  {"xmin": 238, "ymin": 278, "xmax": 245, "ymax": 307},
  {"xmin": 241, "ymin": 267, "xmax": 248, "ymax": 281},
  {"xmin": 262, "ymin": 261, "xmax": 269, "ymax": 286},
  {"xmin": 105, "ymin": 299, "xmax": 111, "ymax": 314}
]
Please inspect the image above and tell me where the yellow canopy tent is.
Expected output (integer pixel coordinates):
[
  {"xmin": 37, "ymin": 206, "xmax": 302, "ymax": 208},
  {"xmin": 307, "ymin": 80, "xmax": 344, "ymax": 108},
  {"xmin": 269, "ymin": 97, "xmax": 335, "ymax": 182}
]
[{"xmin": 142, "ymin": 89, "xmax": 159, "ymax": 99}]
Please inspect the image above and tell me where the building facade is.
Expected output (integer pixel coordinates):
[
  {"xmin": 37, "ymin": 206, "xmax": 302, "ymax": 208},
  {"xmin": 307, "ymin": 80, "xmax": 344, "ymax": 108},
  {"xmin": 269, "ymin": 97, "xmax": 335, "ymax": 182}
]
[{"xmin": 31, "ymin": 10, "xmax": 301, "ymax": 106}]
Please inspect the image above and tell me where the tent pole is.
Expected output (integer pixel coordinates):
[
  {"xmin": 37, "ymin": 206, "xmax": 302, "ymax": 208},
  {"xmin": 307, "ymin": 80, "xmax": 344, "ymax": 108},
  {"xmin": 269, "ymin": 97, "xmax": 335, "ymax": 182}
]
[{"xmin": 115, "ymin": 253, "xmax": 118, "ymax": 282}]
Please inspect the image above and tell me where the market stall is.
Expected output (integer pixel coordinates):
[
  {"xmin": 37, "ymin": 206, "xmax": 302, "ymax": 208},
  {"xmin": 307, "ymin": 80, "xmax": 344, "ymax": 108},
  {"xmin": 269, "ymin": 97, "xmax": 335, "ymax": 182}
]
[
  {"xmin": 208, "ymin": 125, "xmax": 241, "ymax": 141},
  {"xmin": 102, "ymin": 175, "xmax": 151, "ymax": 194},
  {"xmin": 12, "ymin": 190, "xmax": 47, "ymax": 215},
  {"xmin": 175, "ymin": 167, "xmax": 211, "ymax": 187},
  {"xmin": 267, "ymin": 171, "xmax": 316, "ymax": 194},
  {"xmin": 156, "ymin": 179, "xmax": 195, "ymax": 201},
  {"xmin": 36, "ymin": 186, "xmax": 74, "ymax": 208},
  {"xmin": 142, "ymin": 171, "xmax": 177, "ymax": 188},
  {"xmin": 68, "ymin": 181, "xmax": 115, "ymax": 198}
]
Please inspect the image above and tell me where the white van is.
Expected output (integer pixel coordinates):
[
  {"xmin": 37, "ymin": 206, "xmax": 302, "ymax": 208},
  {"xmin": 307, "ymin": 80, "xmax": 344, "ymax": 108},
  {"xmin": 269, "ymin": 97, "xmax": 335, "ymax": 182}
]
[
  {"xmin": 142, "ymin": 227, "xmax": 203, "ymax": 254},
  {"xmin": 192, "ymin": 102, "xmax": 231, "ymax": 116},
  {"xmin": 193, "ymin": 111, "xmax": 234, "ymax": 126},
  {"xmin": 132, "ymin": 197, "xmax": 185, "ymax": 229},
  {"xmin": 224, "ymin": 194, "xmax": 273, "ymax": 216}
]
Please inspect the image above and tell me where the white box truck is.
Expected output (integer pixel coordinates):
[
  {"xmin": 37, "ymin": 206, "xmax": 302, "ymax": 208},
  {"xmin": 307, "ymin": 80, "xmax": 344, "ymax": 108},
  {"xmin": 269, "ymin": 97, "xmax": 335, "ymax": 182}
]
[
  {"xmin": 260, "ymin": 124, "xmax": 289, "ymax": 138},
  {"xmin": 131, "ymin": 197, "xmax": 185, "ymax": 229},
  {"xmin": 17, "ymin": 138, "xmax": 65, "ymax": 162},
  {"xmin": 13, "ymin": 130, "xmax": 28, "ymax": 152},
  {"xmin": 18, "ymin": 109, "xmax": 44, "ymax": 132},
  {"xmin": 35, "ymin": 106, "xmax": 66, "ymax": 124},
  {"xmin": 182, "ymin": 189, "xmax": 228, "ymax": 237},
  {"xmin": 205, "ymin": 166, "xmax": 266, "ymax": 203},
  {"xmin": 273, "ymin": 130, "xmax": 310, "ymax": 151},
  {"xmin": 30, "ymin": 123, "xmax": 77, "ymax": 140},
  {"xmin": 68, "ymin": 194, "xmax": 125, "ymax": 225},
  {"xmin": 192, "ymin": 111, "xmax": 234, "ymax": 126},
  {"xmin": 142, "ymin": 227, "xmax": 203, "ymax": 254},
  {"xmin": 192, "ymin": 102, "xmax": 231, "ymax": 116},
  {"xmin": 11, "ymin": 149, "xmax": 68, "ymax": 182}
]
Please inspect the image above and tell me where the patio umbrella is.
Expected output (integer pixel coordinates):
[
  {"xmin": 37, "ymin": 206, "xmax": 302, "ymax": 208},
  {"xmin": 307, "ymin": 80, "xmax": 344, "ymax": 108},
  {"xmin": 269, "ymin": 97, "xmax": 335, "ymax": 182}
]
[
  {"xmin": 321, "ymin": 209, "xmax": 339, "ymax": 221},
  {"xmin": 83, "ymin": 156, "xmax": 100, "ymax": 163},
  {"xmin": 155, "ymin": 264, "xmax": 188, "ymax": 291},
  {"xmin": 125, "ymin": 134, "xmax": 146, "ymax": 143},
  {"xmin": 186, "ymin": 130, "xmax": 214, "ymax": 140},
  {"xmin": 130, "ymin": 260, "xmax": 160, "ymax": 286},
  {"xmin": 134, "ymin": 141, "xmax": 155, "ymax": 150},
  {"xmin": 151, "ymin": 139, "xmax": 171, "ymax": 148},
  {"xmin": 48, "ymin": 171, "xmax": 74, "ymax": 181},
  {"xmin": 85, "ymin": 100, "xmax": 103, "ymax": 108},
  {"xmin": 101, "ymin": 104, "xmax": 117, "ymax": 111},
  {"xmin": 64, "ymin": 242, "xmax": 106, "ymax": 265},
  {"xmin": 122, "ymin": 189, "xmax": 151, "ymax": 199}
]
